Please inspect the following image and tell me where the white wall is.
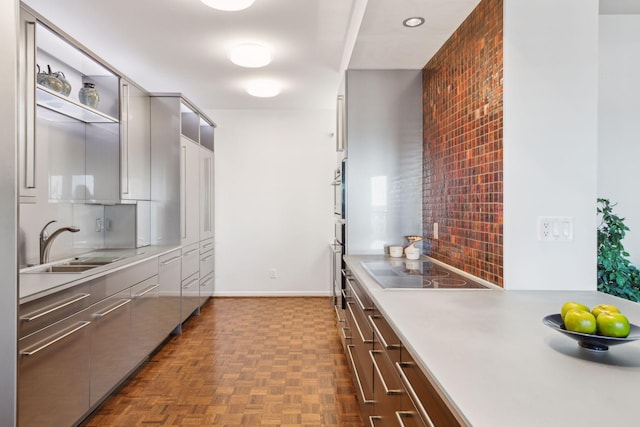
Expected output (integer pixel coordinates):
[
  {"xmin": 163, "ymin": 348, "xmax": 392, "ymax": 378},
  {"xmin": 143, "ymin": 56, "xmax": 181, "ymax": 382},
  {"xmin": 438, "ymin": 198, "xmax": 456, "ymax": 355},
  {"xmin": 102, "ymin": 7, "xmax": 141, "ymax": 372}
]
[
  {"xmin": 503, "ymin": 0, "xmax": 599, "ymax": 290},
  {"xmin": 598, "ymin": 15, "xmax": 640, "ymax": 267},
  {"xmin": 209, "ymin": 109, "xmax": 336, "ymax": 296}
]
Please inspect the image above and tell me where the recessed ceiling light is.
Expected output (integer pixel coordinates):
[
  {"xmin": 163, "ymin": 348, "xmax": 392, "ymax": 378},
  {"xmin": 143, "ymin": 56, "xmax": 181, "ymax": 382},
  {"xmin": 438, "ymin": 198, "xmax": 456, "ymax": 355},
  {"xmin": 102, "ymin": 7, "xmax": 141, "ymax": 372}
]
[
  {"xmin": 246, "ymin": 79, "xmax": 282, "ymax": 98},
  {"xmin": 200, "ymin": 0, "xmax": 256, "ymax": 11},
  {"xmin": 403, "ymin": 17, "xmax": 425, "ymax": 28},
  {"xmin": 228, "ymin": 43, "xmax": 272, "ymax": 68}
]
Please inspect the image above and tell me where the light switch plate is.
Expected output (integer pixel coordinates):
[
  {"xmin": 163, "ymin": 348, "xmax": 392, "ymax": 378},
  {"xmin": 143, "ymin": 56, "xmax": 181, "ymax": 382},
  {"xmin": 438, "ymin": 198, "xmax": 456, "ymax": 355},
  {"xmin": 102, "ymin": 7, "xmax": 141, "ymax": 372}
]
[{"xmin": 538, "ymin": 216, "xmax": 573, "ymax": 241}]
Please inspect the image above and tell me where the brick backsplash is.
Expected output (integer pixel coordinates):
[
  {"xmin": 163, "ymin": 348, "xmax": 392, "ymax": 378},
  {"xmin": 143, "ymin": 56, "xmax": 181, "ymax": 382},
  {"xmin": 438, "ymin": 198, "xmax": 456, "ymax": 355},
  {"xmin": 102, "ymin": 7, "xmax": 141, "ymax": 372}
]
[{"xmin": 422, "ymin": 0, "xmax": 504, "ymax": 286}]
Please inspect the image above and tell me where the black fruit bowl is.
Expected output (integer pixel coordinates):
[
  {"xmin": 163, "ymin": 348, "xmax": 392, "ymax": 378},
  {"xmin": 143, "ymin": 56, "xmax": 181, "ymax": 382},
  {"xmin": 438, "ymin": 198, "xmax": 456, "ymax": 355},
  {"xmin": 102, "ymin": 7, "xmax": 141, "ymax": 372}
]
[{"xmin": 543, "ymin": 313, "xmax": 640, "ymax": 351}]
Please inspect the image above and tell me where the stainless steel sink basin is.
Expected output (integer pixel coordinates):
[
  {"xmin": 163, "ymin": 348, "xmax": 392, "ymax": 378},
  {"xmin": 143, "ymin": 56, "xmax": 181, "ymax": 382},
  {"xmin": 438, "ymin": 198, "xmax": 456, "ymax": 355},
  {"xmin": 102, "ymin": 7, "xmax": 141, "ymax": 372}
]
[
  {"xmin": 22, "ymin": 255, "xmax": 124, "ymax": 274},
  {"xmin": 68, "ymin": 256, "xmax": 122, "ymax": 265},
  {"xmin": 42, "ymin": 264, "xmax": 102, "ymax": 273}
]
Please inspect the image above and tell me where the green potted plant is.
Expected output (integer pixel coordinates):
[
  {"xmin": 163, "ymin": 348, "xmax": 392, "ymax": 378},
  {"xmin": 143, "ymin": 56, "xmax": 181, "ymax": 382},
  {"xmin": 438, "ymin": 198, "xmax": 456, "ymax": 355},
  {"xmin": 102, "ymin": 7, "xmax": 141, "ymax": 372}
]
[{"xmin": 597, "ymin": 198, "xmax": 640, "ymax": 301}]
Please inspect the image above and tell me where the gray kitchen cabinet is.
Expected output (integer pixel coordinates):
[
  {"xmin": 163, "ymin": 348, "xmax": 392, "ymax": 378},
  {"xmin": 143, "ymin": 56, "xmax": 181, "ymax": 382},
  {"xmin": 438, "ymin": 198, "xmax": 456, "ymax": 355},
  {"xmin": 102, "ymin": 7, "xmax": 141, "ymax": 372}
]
[
  {"xmin": 158, "ymin": 249, "xmax": 182, "ymax": 333},
  {"xmin": 181, "ymin": 272, "xmax": 200, "ymax": 323},
  {"xmin": 18, "ymin": 309, "xmax": 91, "ymax": 427},
  {"xmin": 181, "ymin": 242, "xmax": 201, "ymax": 323},
  {"xmin": 181, "ymin": 136, "xmax": 200, "ymax": 246},
  {"xmin": 199, "ymin": 146, "xmax": 214, "ymax": 241},
  {"xmin": 199, "ymin": 236, "xmax": 215, "ymax": 304},
  {"xmin": 120, "ymin": 80, "xmax": 151, "ymax": 201},
  {"xmin": 89, "ymin": 287, "xmax": 132, "ymax": 407},
  {"xmin": 19, "ymin": 5, "xmax": 121, "ymax": 205},
  {"xmin": 150, "ymin": 94, "xmax": 215, "ymax": 248},
  {"xmin": 131, "ymin": 275, "xmax": 163, "ymax": 364}
]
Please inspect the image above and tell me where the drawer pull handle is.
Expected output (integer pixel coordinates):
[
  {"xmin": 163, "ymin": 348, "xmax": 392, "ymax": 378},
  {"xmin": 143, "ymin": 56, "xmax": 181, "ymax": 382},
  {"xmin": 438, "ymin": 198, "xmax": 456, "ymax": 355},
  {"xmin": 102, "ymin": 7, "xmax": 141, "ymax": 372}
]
[
  {"xmin": 341, "ymin": 327, "xmax": 351, "ymax": 341},
  {"xmin": 346, "ymin": 345, "xmax": 375, "ymax": 404},
  {"xmin": 160, "ymin": 255, "xmax": 181, "ymax": 266},
  {"xmin": 200, "ymin": 254, "xmax": 214, "ymax": 262},
  {"xmin": 20, "ymin": 321, "xmax": 90, "ymax": 357},
  {"xmin": 200, "ymin": 277, "xmax": 214, "ymax": 287},
  {"xmin": 369, "ymin": 315, "xmax": 401, "ymax": 350},
  {"xmin": 369, "ymin": 416, "xmax": 383, "ymax": 427},
  {"xmin": 202, "ymin": 242, "xmax": 214, "ymax": 249},
  {"xmin": 347, "ymin": 278, "xmax": 373, "ymax": 311},
  {"xmin": 20, "ymin": 293, "xmax": 91, "ymax": 322},
  {"xmin": 346, "ymin": 302, "xmax": 373, "ymax": 344},
  {"xmin": 396, "ymin": 362, "xmax": 435, "ymax": 427},
  {"xmin": 370, "ymin": 350, "xmax": 403, "ymax": 395},
  {"xmin": 184, "ymin": 248, "xmax": 199, "ymax": 256},
  {"xmin": 133, "ymin": 284, "xmax": 160, "ymax": 298},
  {"xmin": 183, "ymin": 278, "xmax": 199, "ymax": 289},
  {"xmin": 396, "ymin": 411, "xmax": 417, "ymax": 427},
  {"xmin": 93, "ymin": 299, "xmax": 131, "ymax": 319},
  {"xmin": 334, "ymin": 305, "xmax": 345, "ymax": 323}
]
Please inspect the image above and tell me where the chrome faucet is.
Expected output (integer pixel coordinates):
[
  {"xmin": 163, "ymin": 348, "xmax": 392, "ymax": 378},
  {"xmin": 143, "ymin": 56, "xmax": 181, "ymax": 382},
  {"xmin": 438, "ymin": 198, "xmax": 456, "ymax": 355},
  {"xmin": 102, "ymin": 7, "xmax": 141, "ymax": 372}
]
[{"xmin": 39, "ymin": 220, "xmax": 80, "ymax": 264}]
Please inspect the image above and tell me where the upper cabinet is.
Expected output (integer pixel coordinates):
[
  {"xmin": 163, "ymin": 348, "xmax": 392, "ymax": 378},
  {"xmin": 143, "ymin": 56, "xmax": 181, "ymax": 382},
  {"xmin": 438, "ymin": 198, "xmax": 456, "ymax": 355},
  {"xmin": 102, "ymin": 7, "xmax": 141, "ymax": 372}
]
[
  {"xmin": 33, "ymin": 20, "xmax": 120, "ymax": 124},
  {"xmin": 18, "ymin": 6, "xmax": 152, "ymax": 205},
  {"xmin": 120, "ymin": 80, "xmax": 151, "ymax": 201},
  {"xmin": 150, "ymin": 95, "xmax": 215, "ymax": 246}
]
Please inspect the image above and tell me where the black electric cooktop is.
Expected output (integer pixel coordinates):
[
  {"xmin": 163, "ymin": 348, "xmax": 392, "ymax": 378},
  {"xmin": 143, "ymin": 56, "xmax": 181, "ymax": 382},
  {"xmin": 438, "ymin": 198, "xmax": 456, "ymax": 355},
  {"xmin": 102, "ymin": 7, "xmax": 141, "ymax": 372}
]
[{"xmin": 361, "ymin": 260, "xmax": 491, "ymax": 289}]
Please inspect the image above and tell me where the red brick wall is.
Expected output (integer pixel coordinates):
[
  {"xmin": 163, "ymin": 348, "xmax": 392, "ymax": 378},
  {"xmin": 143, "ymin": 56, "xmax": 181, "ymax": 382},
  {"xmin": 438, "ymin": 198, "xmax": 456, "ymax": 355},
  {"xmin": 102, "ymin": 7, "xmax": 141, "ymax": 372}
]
[{"xmin": 422, "ymin": 0, "xmax": 504, "ymax": 286}]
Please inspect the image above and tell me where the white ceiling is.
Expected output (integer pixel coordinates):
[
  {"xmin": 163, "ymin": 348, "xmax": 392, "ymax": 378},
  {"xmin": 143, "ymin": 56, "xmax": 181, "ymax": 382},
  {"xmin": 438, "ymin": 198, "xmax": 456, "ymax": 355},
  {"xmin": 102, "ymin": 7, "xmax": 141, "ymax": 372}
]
[{"xmin": 23, "ymin": 0, "xmax": 480, "ymax": 111}]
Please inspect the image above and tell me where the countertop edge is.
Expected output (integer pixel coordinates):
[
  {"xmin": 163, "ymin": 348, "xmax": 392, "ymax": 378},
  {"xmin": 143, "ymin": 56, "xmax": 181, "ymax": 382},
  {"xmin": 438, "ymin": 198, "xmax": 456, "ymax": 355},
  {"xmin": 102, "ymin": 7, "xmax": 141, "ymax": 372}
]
[{"xmin": 19, "ymin": 245, "xmax": 182, "ymax": 304}]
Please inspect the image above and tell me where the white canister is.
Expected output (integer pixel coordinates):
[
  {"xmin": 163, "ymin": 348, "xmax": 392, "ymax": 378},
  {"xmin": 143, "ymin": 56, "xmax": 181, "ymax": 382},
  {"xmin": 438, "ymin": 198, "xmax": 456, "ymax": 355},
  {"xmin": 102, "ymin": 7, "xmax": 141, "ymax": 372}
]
[
  {"xmin": 404, "ymin": 245, "xmax": 420, "ymax": 260},
  {"xmin": 389, "ymin": 246, "xmax": 404, "ymax": 258}
]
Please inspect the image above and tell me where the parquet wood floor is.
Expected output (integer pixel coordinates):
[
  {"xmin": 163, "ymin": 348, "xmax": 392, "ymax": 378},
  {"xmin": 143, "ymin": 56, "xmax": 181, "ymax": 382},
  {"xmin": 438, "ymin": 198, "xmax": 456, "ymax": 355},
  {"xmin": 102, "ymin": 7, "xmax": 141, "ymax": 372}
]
[{"xmin": 80, "ymin": 297, "xmax": 363, "ymax": 427}]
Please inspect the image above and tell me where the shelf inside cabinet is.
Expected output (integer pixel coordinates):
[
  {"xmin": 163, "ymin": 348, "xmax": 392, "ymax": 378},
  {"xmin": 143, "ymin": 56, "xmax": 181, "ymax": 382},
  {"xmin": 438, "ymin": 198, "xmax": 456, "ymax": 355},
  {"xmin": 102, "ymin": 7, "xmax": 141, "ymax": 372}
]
[{"xmin": 36, "ymin": 84, "xmax": 118, "ymax": 123}]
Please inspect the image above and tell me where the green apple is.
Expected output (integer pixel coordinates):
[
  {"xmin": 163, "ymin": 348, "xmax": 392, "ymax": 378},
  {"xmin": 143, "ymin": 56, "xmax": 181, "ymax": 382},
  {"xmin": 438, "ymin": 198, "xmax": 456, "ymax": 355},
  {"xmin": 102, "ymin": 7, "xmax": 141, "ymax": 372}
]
[
  {"xmin": 564, "ymin": 310, "xmax": 597, "ymax": 334},
  {"xmin": 596, "ymin": 312, "xmax": 630, "ymax": 338},
  {"xmin": 561, "ymin": 301, "xmax": 590, "ymax": 321},
  {"xmin": 591, "ymin": 304, "xmax": 621, "ymax": 318}
]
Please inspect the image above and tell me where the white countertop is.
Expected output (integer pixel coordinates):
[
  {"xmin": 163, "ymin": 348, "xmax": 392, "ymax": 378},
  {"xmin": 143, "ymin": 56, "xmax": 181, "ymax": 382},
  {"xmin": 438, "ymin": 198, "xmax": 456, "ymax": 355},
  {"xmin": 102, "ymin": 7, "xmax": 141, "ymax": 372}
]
[
  {"xmin": 19, "ymin": 245, "xmax": 181, "ymax": 303},
  {"xmin": 345, "ymin": 255, "xmax": 640, "ymax": 427}
]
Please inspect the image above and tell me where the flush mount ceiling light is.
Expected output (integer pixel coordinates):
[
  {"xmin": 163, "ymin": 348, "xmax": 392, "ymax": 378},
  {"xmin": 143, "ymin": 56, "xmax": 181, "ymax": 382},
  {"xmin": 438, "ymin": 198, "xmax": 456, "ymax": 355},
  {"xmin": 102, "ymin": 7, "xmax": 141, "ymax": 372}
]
[
  {"xmin": 228, "ymin": 43, "xmax": 272, "ymax": 68},
  {"xmin": 246, "ymin": 79, "xmax": 282, "ymax": 98},
  {"xmin": 200, "ymin": 0, "xmax": 256, "ymax": 11},
  {"xmin": 403, "ymin": 16, "xmax": 425, "ymax": 28}
]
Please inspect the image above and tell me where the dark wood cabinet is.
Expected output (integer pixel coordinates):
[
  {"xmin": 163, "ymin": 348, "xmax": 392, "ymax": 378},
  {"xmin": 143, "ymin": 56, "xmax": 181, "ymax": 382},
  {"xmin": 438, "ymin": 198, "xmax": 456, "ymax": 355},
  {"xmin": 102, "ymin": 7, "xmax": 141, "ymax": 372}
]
[{"xmin": 339, "ymin": 273, "xmax": 468, "ymax": 427}]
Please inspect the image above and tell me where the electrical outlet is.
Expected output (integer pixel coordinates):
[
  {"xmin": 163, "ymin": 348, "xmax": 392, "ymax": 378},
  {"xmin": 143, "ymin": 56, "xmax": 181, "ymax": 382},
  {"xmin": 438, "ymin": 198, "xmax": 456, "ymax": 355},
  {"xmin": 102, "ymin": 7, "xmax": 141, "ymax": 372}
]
[
  {"xmin": 538, "ymin": 216, "xmax": 573, "ymax": 241},
  {"xmin": 270, "ymin": 268, "xmax": 277, "ymax": 279},
  {"xmin": 433, "ymin": 222, "xmax": 439, "ymax": 240}
]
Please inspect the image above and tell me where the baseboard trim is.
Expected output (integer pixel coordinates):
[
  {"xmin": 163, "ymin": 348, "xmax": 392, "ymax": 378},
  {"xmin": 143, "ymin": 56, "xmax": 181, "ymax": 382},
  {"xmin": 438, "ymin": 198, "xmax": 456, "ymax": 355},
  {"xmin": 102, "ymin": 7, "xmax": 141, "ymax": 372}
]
[{"xmin": 212, "ymin": 291, "xmax": 331, "ymax": 297}]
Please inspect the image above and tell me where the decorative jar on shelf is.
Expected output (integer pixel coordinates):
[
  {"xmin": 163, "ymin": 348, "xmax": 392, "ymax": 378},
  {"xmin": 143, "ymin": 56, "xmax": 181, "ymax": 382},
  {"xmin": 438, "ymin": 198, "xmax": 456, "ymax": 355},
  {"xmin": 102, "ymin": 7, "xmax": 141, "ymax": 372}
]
[
  {"xmin": 53, "ymin": 71, "xmax": 72, "ymax": 96},
  {"xmin": 37, "ymin": 64, "xmax": 64, "ymax": 93},
  {"xmin": 78, "ymin": 82, "xmax": 99, "ymax": 109}
]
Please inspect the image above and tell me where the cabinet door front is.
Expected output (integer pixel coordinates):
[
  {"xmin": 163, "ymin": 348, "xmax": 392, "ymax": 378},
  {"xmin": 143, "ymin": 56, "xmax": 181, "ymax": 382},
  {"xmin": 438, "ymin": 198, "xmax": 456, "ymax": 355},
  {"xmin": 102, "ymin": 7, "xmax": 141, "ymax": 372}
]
[
  {"xmin": 90, "ymin": 288, "xmax": 132, "ymax": 406},
  {"xmin": 18, "ymin": 310, "xmax": 91, "ymax": 427}
]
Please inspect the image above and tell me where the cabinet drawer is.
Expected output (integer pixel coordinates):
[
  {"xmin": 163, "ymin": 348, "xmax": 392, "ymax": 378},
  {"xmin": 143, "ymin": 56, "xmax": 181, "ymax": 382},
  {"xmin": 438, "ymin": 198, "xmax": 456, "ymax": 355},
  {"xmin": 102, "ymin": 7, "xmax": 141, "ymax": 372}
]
[
  {"xmin": 131, "ymin": 275, "xmax": 165, "ymax": 364},
  {"xmin": 18, "ymin": 309, "xmax": 91, "ymax": 427},
  {"xmin": 199, "ymin": 247, "xmax": 214, "ymax": 279},
  {"xmin": 370, "ymin": 309, "xmax": 402, "ymax": 364},
  {"xmin": 347, "ymin": 276, "xmax": 374, "ymax": 312},
  {"xmin": 90, "ymin": 288, "xmax": 132, "ymax": 406},
  {"xmin": 92, "ymin": 258, "xmax": 158, "ymax": 302},
  {"xmin": 346, "ymin": 344, "xmax": 375, "ymax": 417},
  {"xmin": 182, "ymin": 243, "xmax": 200, "ymax": 280},
  {"xmin": 181, "ymin": 272, "xmax": 200, "ymax": 322},
  {"xmin": 19, "ymin": 281, "xmax": 92, "ymax": 339},
  {"xmin": 200, "ymin": 237, "xmax": 214, "ymax": 252},
  {"xmin": 397, "ymin": 353, "xmax": 466, "ymax": 427}
]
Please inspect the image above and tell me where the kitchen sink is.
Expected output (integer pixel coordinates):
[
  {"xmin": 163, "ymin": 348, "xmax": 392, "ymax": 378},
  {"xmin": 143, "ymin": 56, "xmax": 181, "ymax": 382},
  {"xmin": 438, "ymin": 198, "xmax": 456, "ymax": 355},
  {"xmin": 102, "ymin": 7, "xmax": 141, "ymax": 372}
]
[
  {"xmin": 41, "ymin": 264, "xmax": 102, "ymax": 273},
  {"xmin": 22, "ymin": 255, "xmax": 124, "ymax": 274}
]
